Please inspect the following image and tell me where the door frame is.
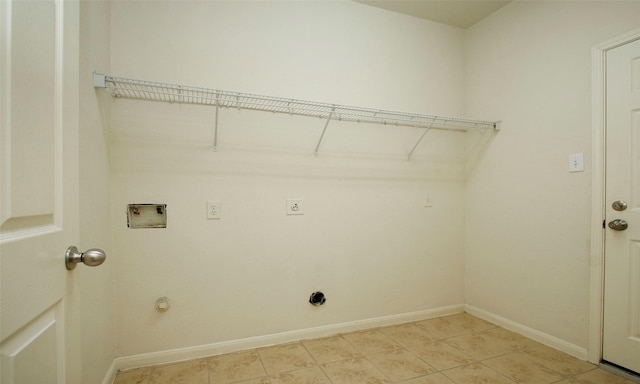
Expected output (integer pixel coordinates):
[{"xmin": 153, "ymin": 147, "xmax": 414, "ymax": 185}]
[{"xmin": 589, "ymin": 27, "xmax": 640, "ymax": 365}]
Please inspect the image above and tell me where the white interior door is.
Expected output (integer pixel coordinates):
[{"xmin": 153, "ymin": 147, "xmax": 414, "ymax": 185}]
[
  {"xmin": 602, "ymin": 37, "xmax": 640, "ymax": 375},
  {"xmin": 0, "ymin": 0, "xmax": 80, "ymax": 383}
]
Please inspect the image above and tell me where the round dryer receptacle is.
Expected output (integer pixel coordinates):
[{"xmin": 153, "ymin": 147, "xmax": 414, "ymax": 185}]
[{"xmin": 309, "ymin": 291, "xmax": 326, "ymax": 306}]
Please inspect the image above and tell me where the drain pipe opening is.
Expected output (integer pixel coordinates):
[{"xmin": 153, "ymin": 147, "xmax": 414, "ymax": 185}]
[{"xmin": 309, "ymin": 291, "xmax": 326, "ymax": 306}]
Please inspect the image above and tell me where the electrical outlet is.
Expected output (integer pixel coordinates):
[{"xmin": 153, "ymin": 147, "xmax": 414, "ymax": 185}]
[
  {"xmin": 424, "ymin": 193, "xmax": 433, "ymax": 207},
  {"xmin": 207, "ymin": 201, "xmax": 221, "ymax": 219},
  {"xmin": 286, "ymin": 199, "xmax": 304, "ymax": 215}
]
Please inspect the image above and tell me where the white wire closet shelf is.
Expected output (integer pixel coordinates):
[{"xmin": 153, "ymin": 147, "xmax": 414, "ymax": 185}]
[{"xmin": 94, "ymin": 73, "xmax": 500, "ymax": 157}]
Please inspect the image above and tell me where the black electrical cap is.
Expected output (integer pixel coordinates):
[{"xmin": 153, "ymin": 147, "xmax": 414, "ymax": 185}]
[{"xmin": 309, "ymin": 291, "xmax": 326, "ymax": 306}]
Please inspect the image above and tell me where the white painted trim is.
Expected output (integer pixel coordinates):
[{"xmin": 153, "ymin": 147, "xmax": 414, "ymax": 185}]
[
  {"xmin": 0, "ymin": 0, "xmax": 12, "ymax": 227},
  {"xmin": 589, "ymin": 37, "xmax": 607, "ymax": 366},
  {"xmin": 0, "ymin": 225, "xmax": 61, "ymax": 244},
  {"xmin": 589, "ymin": 27, "xmax": 640, "ymax": 365},
  {"xmin": 111, "ymin": 305, "xmax": 464, "ymax": 373},
  {"xmin": 465, "ymin": 305, "xmax": 588, "ymax": 361},
  {"xmin": 100, "ymin": 359, "xmax": 118, "ymax": 384}
]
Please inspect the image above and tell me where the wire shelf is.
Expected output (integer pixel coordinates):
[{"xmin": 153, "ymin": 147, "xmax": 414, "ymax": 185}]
[{"xmin": 94, "ymin": 73, "xmax": 499, "ymax": 156}]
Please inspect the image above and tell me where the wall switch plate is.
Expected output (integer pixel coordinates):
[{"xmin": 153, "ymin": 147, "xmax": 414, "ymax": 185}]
[
  {"xmin": 569, "ymin": 153, "xmax": 584, "ymax": 172},
  {"xmin": 286, "ymin": 199, "xmax": 304, "ymax": 215},
  {"xmin": 424, "ymin": 193, "xmax": 433, "ymax": 207},
  {"xmin": 207, "ymin": 201, "xmax": 221, "ymax": 219}
]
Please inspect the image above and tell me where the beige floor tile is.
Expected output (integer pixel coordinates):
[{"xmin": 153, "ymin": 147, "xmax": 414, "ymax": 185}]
[
  {"xmin": 208, "ymin": 350, "xmax": 266, "ymax": 384},
  {"xmin": 445, "ymin": 333, "xmax": 511, "ymax": 360},
  {"xmin": 321, "ymin": 357, "xmax": 390, "ymax": 384},
  {"xmin": 234, "ymin": 378, "xmax": 270, "ymax": 384},
  {"xmin": 443, "ymin": 363, "xmax": 517, "ymax": 384},
  {"xmin": 403, "ymin": 373, "xmax": 456, "ymax": 384},
  {"xmin": 113, "ymin": 315, "xmax": 635, "ymax": 384},
  {"xmin": 269, "ymin": 366, "xmax": 331, "ymax": 384},
  {"xmin": 342, "ymin": 329, "xmax": 401, "ymax": 355},
  {"xmin": 455, "ymin": 314, "xmax": 497, "ymax": 332},
  {"xmin": 367, "ymin": 348, "xmax": 437, "ymax": 382},
  {"xmin": 303, "ymin": 335, "xmax": 361, "ymax": 363},
  {"xmin": 258, "ymin": 342, "xmax": 315, "ymax": 374},
  {"xmin": 555, "ymin": 368, "xmax": 637, "ymax": 383},
  {"xmin": 478, "ymin": 327, "xmax": 543, "ymax": 352},
  {"xmin": 414, "ymin": 314, "xmax": 495, "ymax": 339},
  {"xmin": 114, "ymin": 367, "xmax": 151, "ymax": 384},
  {"xmin": 381, "ymin": 323, "xmax": 439, "ymax": 346},
  {"xmin": 407, "ymin": 341, "xmax": 476, "ymax": 371},
  {"xmin": 148, "ymin": 359, "xmax": 208, "ymax": 384},
  {"xmin": 483, "ymin": 353, "xmax": 565, "ymax": 384},
  {"xmin": 520, "ymin": 345, "xmax": 596, "ymax": 377}
]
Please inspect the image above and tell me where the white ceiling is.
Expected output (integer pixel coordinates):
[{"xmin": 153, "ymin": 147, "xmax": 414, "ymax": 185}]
[{"xmin": 354, "ymin": 0, "xmax": 511, "ymax": 29}]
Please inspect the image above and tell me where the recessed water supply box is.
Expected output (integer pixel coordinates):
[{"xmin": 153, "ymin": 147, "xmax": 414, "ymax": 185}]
[{"xmin": 127, "ymin": 204, "xmax": 167, "ymax": 228}]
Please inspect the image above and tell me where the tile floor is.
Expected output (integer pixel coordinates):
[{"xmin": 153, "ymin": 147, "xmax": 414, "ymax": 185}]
[{"xmin": 113, "ymin": 313, "xmax": 637, "ymax": 384}]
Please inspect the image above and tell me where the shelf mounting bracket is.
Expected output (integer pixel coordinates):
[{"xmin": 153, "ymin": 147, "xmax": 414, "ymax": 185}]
[
  {"xmin": 314, "ymin": 108, "xmax": 335, "ymax": 156},
  {"xmin": 407, "ymin": 121, "xmax": 435, "ymax": 160},
  {"xmin": 213, "ymin": 93, "xmax": 219, "ymax": 152},
  {"xmin": 93, "ymin": 72, "xmax": 106, "ymax": 88}
]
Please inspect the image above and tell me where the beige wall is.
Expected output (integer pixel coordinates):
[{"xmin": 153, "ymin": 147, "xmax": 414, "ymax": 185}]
[
  {"xmin": 464, "ymin": 1, "xmax": 640, "ymax": 350},
  {"xmin": 79, "ymin": 1, "xmax": 115, "ymax": 382},
  {"xmin": 109, "ymin": 1, "xmax": 469, "ymax": 357},
  {"xmin": 104, "ymin": 0, "xmax": 640, "ymax": 365}
]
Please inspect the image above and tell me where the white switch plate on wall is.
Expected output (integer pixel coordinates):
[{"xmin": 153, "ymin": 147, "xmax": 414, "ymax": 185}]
[
  {"xmin": 207, "ymin": 201, "xmax": 221, "ymax": 219},
  {"xmin": 569, "ymin": 153, "xmax": 584, "ymax": 172}
]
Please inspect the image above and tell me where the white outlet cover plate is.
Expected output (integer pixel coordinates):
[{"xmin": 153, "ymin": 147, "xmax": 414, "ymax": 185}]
[
  {"xmin": 207, "ymin": 201, "xmax": 221, "ymax": 219},
  {"xmin": 286, "ymin": 199, "xmax": 304, "ymax": 215}
]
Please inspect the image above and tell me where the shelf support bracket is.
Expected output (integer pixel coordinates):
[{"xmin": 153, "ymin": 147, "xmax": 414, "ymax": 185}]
[
  {"xmin": 314, "ymin": 108, "xmax": 334, "ymax": 156},
  {"xmin": 213, "ymin": 93, "xmax": 219, "ymax": 152},
  {"xmin": 407, "ymin": 122, "xmax": 434, "ymax": 160},
  {"xmin": 93, "ymin": 72, "xmax": 107, "ymax": 88}
]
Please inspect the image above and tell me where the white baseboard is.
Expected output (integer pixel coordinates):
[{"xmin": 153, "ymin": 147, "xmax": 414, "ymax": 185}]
[
  {"xmin": 101, "ymin": 359, "xmax": 118, "ymax": 384},
  {"xmin": 464, "ymin": 305, "xmax": 588, "ymax": 361},
  {"xmin": 109, "ymin": 304, "xmax": 465, "ymax": 376}
]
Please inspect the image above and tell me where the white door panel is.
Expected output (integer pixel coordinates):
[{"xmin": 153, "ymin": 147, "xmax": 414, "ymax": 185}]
[
  {"xmin": 1, "ymin": 306, "xmax": 62, "ymax": 383},
  {"xmin": 0, "ymin": 0, "xmax": 80, "ymax": 382},
  {"xmin": 603, "ymin": 37, "xmax": 640, "ymax": 374},
  {"xmin": 6, "ymin": 0, "xmax": 56, "ymax": 219}
]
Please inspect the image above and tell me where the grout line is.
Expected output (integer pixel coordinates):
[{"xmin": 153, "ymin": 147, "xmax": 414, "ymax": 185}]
[
  {"xmin": 477, "ymin": 361, "xmax": 520, "ymax": 384},
  {"xmin": 255, "ymin": 346, "xmax": 274, "ymax": 382},
  {"xmin": 299, "ymin": 339, "xmax": 335, "ymax": 384},
  {"xmin": 205, "ymin": 356, "xmax": 210, "ymax": 384},
  {"xmin": 332, "ymin": 333, "xmax": 394, "ymax": 383}
]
